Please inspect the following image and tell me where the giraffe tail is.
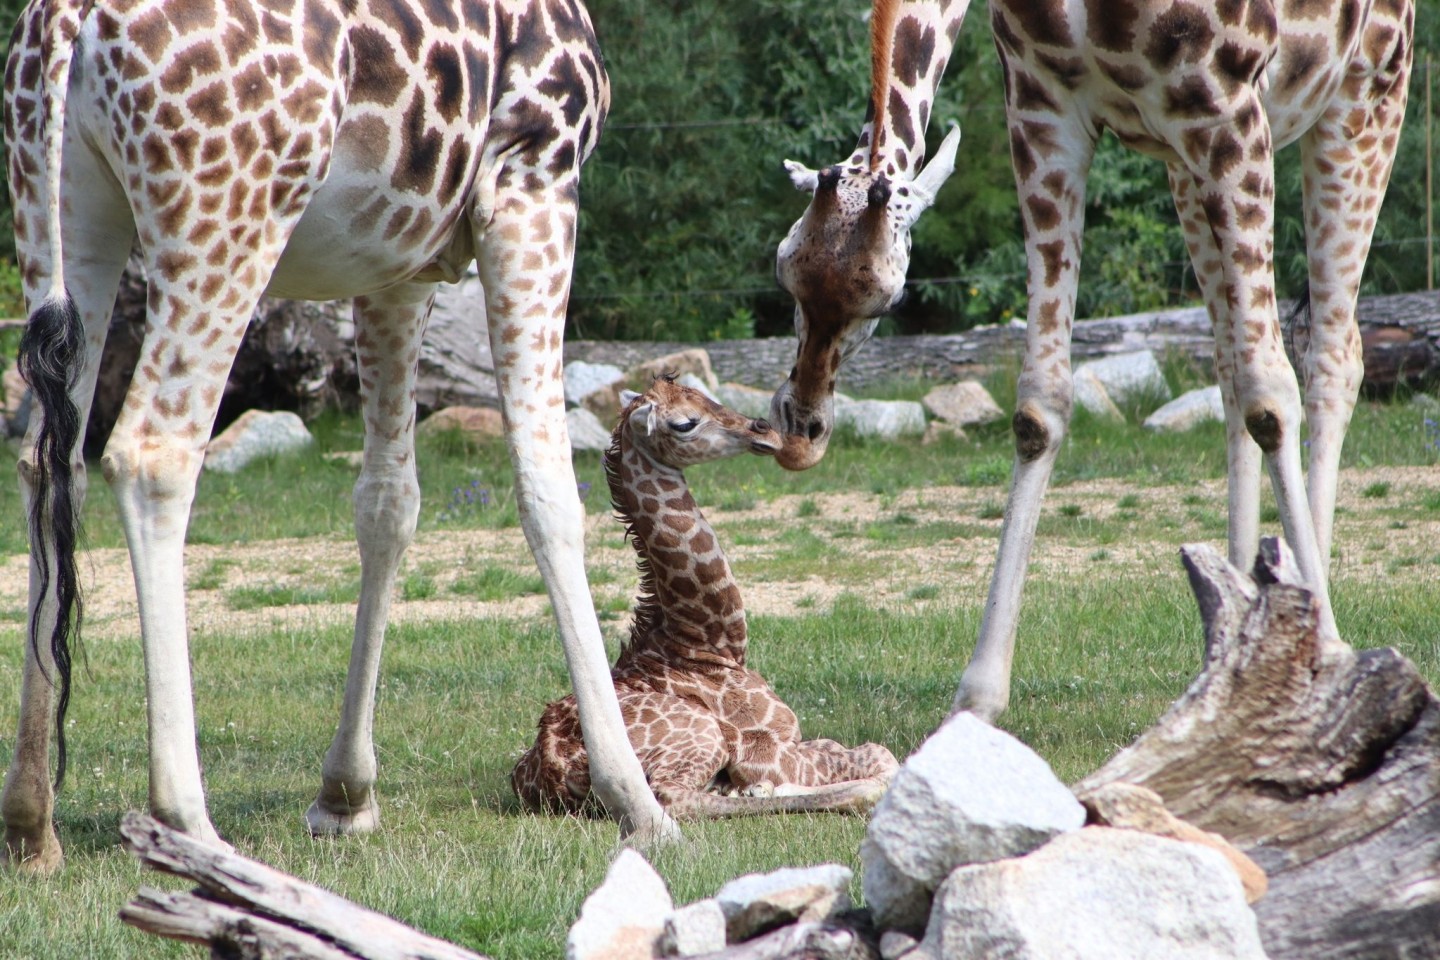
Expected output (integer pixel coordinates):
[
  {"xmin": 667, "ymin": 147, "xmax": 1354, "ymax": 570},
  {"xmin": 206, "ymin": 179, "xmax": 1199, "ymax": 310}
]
[{"xmin": 15, "ymin": 0, "xmax": 93, "ymax": 792}]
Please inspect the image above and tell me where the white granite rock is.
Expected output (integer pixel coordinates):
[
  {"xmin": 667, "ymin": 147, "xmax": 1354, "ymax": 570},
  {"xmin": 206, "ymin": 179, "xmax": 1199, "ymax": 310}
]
[
  {"xmin": 913, "ymin": 828, "xmax": 1268, "ymax": 960},
  {"xmin": 676, "ymin": 374, "xmax": 718, "ymax": 403},
  {"xmin": 921, "ymin": 382, "xmax": 1004, "ymax": 427},
  {"xmin": 204, "ymin": 410, "xmax": 314, "ymax": 474},
  {"xmin": 1143, "ymin": 385, "xmax": 1225, "ymax": 433},
  {"xmin": 417, "ymin": 405, "xmax": 505, "ymax": 442},
  {"xmin": 714, "ymin": 864, "xmax": 852, "ymax": 943},
  {"xmin": 834, "ymin": 399, "xmax": 926, "ymax": 440},
  {"xmin": 861, "ymin": 713, "xmax": 1086, "ymax": 934},
  {"xmin": 660, "ymin": 899, "xmax": 727, "ymax": 957},
  {"xmin": 564, "ymin": 360, "xmax": 626, "ymax": 408},
  {"xmin": 628, "ymin": 349, "xmax": 719, "ymax": 391},
  {"xmin": 567, "ymin": 406, "xmax": 612, "ymax": 453},
  {"xmin": 566, "ymin": 849, "xmax": 673, "ymax": 960},
  {"xmin": 1074, "ymin": 350, "xmax": 1171, "ymax": 407},
  {"xmin": 1072, "ymin": 365, "xmax": 1124, "ymax": 422}
]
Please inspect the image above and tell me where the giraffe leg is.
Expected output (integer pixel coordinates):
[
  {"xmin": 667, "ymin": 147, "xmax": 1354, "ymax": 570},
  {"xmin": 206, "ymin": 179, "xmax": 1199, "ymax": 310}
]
[
  {"xmin": 102, "ymin": 240, "xmax": 290, "ymax": 846},
  {"xmin": 477, "ymin": 178, "xmax": 676, "ymax": 844},
  {"xmin": 1297, "ymin": 95, "xmax": 1409, "ymax": 576},
  {"xmin": 306, "ymin": 283, "xmax": 433, "ymax": 835},
  {"xmin": 1175, "ymin": 94, "xmax": 1338, "ymax": 644},
  {"xmin": 4, "ymin": 148, "xmax": 133, "ymax": 872},
  {"xmin": 1167, "ymin": 164, "xmax": 1261, "ymax": 567},
  {"xmin": 954, "ymin": 113, "xmax": 1095, "ymax": 721}
]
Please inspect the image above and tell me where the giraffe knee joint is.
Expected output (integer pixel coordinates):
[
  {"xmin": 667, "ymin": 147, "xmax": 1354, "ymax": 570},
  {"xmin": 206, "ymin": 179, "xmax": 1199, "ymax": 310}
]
[
  {"xmin": 1012, "ymin": 403, "xmax": 1056, "ymax": 462},
  {"xmin": 1244, "ymin": 408, "xmax": 1283, "ymax": 453}
]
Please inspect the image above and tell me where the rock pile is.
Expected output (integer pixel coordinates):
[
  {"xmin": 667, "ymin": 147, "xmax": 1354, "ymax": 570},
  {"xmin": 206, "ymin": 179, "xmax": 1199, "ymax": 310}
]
[{"xmin": 565, "ymin": 711, "xmax": 1271, "ymax": 960}]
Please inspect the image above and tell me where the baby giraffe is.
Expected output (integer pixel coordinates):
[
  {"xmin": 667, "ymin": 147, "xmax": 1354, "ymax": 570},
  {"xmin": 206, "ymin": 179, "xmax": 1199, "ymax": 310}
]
[{"xmin": 512, "ymin": 377, "xmax": 897, "ymax": 819}]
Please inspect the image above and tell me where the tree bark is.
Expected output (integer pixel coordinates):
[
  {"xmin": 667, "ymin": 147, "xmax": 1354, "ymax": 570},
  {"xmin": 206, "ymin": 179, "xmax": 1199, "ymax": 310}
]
[
  {"xmin": 118, "ymin": 812, "xmax": 487, "ymax": 960},
  {"xmin": 1075, "ymin": 539, "xmax": 1440, "ymax": 960}
]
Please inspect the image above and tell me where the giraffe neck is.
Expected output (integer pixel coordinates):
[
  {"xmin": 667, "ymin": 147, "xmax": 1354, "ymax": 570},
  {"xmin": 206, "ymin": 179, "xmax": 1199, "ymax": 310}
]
[
  {"xmin": 605, "ymin": 431, "xmax": 747, "ymax": 669},
  {"xmin": 853, "ymin": 0, "xmax": 971, "ymax": 179}
]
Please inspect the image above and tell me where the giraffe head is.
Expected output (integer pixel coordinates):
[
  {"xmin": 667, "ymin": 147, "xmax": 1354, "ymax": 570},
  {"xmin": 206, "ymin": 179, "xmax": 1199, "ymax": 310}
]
[
  {"xmin": 618, "ymin": 377, "xmax": 781, "ymax": 468},
  {"xmin": 769, "ymin": 125, "xmax": 961, "ymax": 470}
]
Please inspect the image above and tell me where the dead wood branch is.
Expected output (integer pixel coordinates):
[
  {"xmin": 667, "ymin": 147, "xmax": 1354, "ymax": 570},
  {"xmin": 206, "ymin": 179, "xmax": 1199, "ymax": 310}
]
[
  {"xmin": 1076, "ymin": 539, "xmax": 1440, "ymax": 959},
  {"xmin": 118, "ymin": 812, "xmax": 487, "ymax": 960}
]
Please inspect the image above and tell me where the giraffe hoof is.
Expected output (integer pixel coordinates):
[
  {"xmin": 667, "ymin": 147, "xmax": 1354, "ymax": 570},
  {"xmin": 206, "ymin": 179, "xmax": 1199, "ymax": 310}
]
[
  {"xmin": 305, "ymin": 792, "xmax": 380, "ymax": 837},
  {"xmin": 2, "ymin": 824, "xmax": 64, "ymax": 875},
  {"xmin": 619, "ymin": 811, "xmax": 684, "ymax": 853},
  {"xmin": 740, "ymin": 781, "xmax": 776, "ymax": 798}
]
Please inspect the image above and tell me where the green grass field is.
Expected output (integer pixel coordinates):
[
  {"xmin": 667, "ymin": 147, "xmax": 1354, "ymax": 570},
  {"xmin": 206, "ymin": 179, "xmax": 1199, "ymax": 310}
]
[{"xmin": 1, "ymin": 371, "xmax": 1437, "ymax": 959}]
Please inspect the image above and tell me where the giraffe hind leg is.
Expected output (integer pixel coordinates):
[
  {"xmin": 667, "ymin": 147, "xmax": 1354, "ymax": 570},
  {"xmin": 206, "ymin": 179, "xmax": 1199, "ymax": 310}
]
[
  {"xmin": 307, "ymin": 282, "xmax": 434, "ymax": 836},
  {"xmin": 4, "ymin": 152, "xmax": 133, "ymax": 872}
]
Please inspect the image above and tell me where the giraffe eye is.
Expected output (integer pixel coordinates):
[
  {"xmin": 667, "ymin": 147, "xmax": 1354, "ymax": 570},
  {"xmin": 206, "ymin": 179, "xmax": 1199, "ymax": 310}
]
[{"xmin": 670, "ymin": 418, "xmax": 700, "ymax": 434}]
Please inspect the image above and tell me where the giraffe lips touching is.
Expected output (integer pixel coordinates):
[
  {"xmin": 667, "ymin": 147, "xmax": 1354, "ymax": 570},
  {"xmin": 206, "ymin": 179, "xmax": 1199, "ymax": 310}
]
[{"xmin": 747, "ymin": 418, "xmax": 782, "ymax": 457}]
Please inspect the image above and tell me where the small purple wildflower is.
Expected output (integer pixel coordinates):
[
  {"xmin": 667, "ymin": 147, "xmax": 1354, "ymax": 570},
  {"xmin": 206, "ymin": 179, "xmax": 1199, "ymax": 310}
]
[{"xmin": 577, "ymin": 481, "xmax": 592, "ymax": 502}]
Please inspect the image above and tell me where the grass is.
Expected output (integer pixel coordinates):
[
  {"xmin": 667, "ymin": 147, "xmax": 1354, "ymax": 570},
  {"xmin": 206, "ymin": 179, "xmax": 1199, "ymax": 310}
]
[{"xmin": 0, "ymin": 381, "xmax": 1437, "ymax": 958}]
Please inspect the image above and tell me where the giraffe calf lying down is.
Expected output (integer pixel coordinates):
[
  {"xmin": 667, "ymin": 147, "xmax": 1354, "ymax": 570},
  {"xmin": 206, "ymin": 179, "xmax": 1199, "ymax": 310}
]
[{"xmin": 512, "ymin": 377, "xmax": 897, "ymax": 819}]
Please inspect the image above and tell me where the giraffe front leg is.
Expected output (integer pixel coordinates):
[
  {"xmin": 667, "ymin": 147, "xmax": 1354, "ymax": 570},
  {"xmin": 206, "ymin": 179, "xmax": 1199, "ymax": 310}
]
[
  {"xmin": 956, "ymin": 112, "xmax": 1095, "ymax": 721},
  {"xmin": 1178, "ymin": 96, "xmax": 1338, "ymax": 645},
  {"xmin": 1167, "ymin": 165, "xmax": 1262, "ymax": 568},
  {"xmin": 477, "ymin": 178, "xmax": 677, "ymax": 846},
  {"xmin": 307, "ymin": 283, "xmax": 432, "ymax": 836},
  {"xmin": 1297, "ymin": 100, "xmax": 1407, "ymax": 577}
]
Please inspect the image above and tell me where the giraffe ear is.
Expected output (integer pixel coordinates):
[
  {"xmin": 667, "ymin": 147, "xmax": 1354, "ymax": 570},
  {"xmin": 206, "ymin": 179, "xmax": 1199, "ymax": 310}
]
[
  {"xmin": 619, "ymin": 390, "xmax": 640, "ymax": 407},
  {"xmin": 627, "ymin": 400, "xmax": 658, "ymax": 435},
  {"xmin": 783, "ymin": 159, "xmax": 819, "ymax": 193},
  {"xmin": 913, "ymin": 124, "xmax": 962, "ymax": 197}
]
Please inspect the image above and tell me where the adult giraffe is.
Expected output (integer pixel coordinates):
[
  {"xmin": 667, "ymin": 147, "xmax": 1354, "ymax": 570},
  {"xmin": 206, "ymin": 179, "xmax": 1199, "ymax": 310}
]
[
  {"xmin": 772, "ymin": 0, "xmax": 1413, "ymax": 719},
  {"xmin": 3, "ymin": 0, "xmax": 675, "ymax": 872}
]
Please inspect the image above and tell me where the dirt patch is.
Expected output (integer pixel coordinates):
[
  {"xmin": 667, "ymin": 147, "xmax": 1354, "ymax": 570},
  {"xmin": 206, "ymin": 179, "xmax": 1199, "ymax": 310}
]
[{"xmin": 1, "ymin": 466, "xmax": 1436, "ymax": 643}]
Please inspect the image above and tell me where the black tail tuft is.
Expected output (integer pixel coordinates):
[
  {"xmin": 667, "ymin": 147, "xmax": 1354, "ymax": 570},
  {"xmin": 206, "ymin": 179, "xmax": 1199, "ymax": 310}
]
[
  {"xmin": 1283, "ymin": 282, "xmax": 1311, "ymax": 367},
  {"xmin": 16, "ymin": 294, "xmax": 86, "ymax": 791}
]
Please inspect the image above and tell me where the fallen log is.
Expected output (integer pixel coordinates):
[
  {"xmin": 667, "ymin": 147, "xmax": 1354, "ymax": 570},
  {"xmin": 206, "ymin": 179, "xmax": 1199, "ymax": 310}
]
[
  {"xmin": 567, "ymin": 289, "xmax": 1440, "ymax": 396},
  {"xmin": 1075, "ymin": 539, "xmax": 1440, "ymax": 959},
  {"xmin": 118, "ymin": 812, "xmax": 486, "ymax": 960}
]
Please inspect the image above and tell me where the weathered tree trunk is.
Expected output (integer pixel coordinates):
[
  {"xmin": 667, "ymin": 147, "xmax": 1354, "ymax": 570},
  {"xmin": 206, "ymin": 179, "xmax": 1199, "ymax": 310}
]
[
  {"xmin": 118, "ymin": 812, "xmax": 487, "ymax": 960},
  {"xmin": 1075, "ymin": 539, "xmax": 1440, "ymax": 960}
]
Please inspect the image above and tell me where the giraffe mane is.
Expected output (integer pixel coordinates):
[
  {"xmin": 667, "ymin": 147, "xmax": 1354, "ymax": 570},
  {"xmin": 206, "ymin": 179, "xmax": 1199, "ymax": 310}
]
[
  {"xmin": 869, "ymin": 0, "xmax": 902, "ymax": 172},
  {"xmin": 604, "ymin": 401, "xmax": 662, "ymax": 659}
]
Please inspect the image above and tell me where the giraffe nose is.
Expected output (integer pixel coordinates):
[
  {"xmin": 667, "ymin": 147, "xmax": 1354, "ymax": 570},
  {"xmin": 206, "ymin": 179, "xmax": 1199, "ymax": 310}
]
[{"xmin": 750, "ymin": 419, "xmax": 772, "ymax": 433}]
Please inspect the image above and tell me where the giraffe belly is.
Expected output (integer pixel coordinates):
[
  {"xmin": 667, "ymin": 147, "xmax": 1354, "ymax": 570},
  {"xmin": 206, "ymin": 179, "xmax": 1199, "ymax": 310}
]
[{"xmin": 266, "ymin": 175, "xmax": 476, "ymax": 301}]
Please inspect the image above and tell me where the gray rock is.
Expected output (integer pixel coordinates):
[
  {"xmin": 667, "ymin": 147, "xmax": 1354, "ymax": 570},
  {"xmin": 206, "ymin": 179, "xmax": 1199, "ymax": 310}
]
[
  {"xmin": 1072, "ymin": 366, "xmax": 1124, "ymax": 422},
  {"xmin": 660, "ymin": 899, "xmax": 726, "ymax": 957},
  {"xmin": 834, "ymin": 399, "xmax": 926, "ymax": 441},
  {"xmin": 914, "ymin": 828, "xmax": 1268, "ymax": 960},
  {"xmin": 628, "ymin": 349, "xmax": 718, "ymax": 391},
  {"xmin": 715, "ymin": 382, "xmax": 774, "ymax": 420},
  {"xmin": 1074, "ymin": 350, "xmax": 1171, "ymax": 407},
  {"xmin": 714, "ymin": 864, "xmax": 852, "ymax": 943},
  {"xmin": 861, "ymin": 713, "xmax": 1086, "ymax": 934},
  {"xmin": 203, "ymin": 410, "xmax": 314, "ymax": 474},
  {"xmin": 567, "ymin": 406, "xmax": 613, "ymax": 453},
  {"xmin": 564, "ymin": 360, "xmax": 626, "ymax": 408},
  {"xmin": 879, "ymin": 930, "xmax": 921, "ymax": 960},
  {"xmin": 676, "ymin": 374, "xmax": 718, "ymax": 403},
  {"xmin": 922, "ymin": 382, "xmax": 1004, "ymax": 427},
  {"xmin": 566, "ymin": 849, "xmax": 673, "ymax": 960},
  {"xmin": 921, "ymin": 420, "xmax": 967, "ymax": 446},
  {"xmin": 417, "ymin": 405, "xmax": 505, "ymax": 442},
  {"xmin": 1143, "ymin": 385, "xmax": 1225, "ymax": 433}
]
